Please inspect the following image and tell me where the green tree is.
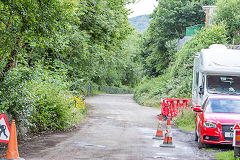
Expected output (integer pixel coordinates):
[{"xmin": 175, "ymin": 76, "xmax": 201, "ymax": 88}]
[
  {"xmin": 214, "ymin": 0, "xmax": 240, "ymax": 44},
  {"xmin": 0, "ymin": 0, "xmax": 134, "ymax": 88},
  {"xmin": 0, "ymin": 0, "xmax": 74, "ymax": 79},
  {"xmin": 62, "ymin": 0, "xmax": 134, "ymax": 88},
  {"xmin": 118, "ymin": 31, "xmax": 144, "ymax": 87},
  {"xmin": 142, "ymin": 0, "xmax": 207, "ymax": 76}
]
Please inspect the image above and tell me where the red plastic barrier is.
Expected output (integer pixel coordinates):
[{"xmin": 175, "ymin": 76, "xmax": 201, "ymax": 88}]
[{"xmin": 161, "ymin": 98, "xmax": 191, "ymax": 118}]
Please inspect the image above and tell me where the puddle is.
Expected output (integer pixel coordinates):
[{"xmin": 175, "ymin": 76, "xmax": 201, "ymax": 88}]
[
  {"xmin": 156, "ymin": 152, "xmax": 174, "ymax": 156},
  {"xmin": 137, "ymin": 127, "xmax": 155, "ymax": 133},
  {"xmin": 153, "ymin": 156, "xmax": 179, "ymax": 159},
  {"xmin": 137, "ymin": 127, "xmax": 155, "ymax": 136},
  {"xmin": 74, "ymin": 142, "xmax": 105, "ymax": 148},
  {"xmin": 154, "ymin": 152, "xmax": 179, "ymax": 159}
]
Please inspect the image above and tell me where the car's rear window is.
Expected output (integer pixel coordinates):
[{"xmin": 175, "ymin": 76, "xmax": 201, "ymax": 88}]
[{"xmin": 205, "ymin": 98, "xmax": 240, "ymax": 113}]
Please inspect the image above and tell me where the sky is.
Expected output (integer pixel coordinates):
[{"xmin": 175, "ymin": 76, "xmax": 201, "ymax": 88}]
[{"xmin": 127, "ymin": 0, "xmax": 158, "ymax": 18}]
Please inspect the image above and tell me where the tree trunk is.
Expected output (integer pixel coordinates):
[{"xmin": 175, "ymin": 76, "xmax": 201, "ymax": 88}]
[{"xmin": 3, "ymin": 37, "xmax": 22, "ymax": 74}]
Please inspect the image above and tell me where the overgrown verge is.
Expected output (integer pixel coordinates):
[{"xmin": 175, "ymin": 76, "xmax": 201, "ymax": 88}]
[
  {"xmin": 214, "ymin": 150, "xmax": 239, "ymax": 160},
  {"xmin": 0, "ymin": 65, "xmax": 86, "ymax": 136},
  {"xmin": 175, "ymin": 108, "xmax": 195, "ymax": 131}
]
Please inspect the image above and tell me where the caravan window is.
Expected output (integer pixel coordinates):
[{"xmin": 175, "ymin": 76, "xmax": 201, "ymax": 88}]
[
  {"xmin": 196, "ymin": 72, "xmax": 199, "ymax": 86},
  {"xmin": 207, "ymin": 75, "xmax": 240, "ymax": 94}
]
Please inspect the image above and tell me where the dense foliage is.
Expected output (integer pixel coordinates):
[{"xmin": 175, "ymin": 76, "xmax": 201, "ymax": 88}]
[
  {"xmin": 134, "ymin": 24, "xmax": 228, "ymax": 107},
  {"xmin": 0, "ymin": 65, "xmax": 84, "ymax": 133},
  {"xmin": 0, "ymin": 0, "xmax": 139, "ymax": 134},
  {"xmin": 214, "ymin": 0, "xmax": 240, "ymax": 44}
]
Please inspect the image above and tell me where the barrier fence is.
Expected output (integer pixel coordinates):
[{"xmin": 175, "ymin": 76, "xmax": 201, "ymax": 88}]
[{"xmin": 161, "ymin": 98, "xmax": 191, "ymax": 118}]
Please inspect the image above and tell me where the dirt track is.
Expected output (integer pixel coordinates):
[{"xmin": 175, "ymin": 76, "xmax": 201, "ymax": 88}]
[{"xmin": 1, "ymin": 94, "xmax": 228, "ymax": 159}]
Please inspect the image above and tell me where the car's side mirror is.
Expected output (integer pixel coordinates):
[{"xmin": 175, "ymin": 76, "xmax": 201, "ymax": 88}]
[
  {"xmin": 193, "ymin": 106, "xmax": 203, "ymax": 112},
  {"xmin": 199, "ymin": 86, "xmax": 204, "ymax": 95}
]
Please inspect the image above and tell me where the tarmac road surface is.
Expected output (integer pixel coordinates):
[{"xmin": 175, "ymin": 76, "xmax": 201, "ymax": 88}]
[{"xmin": 18, "ymin": 94, "xmax": 219, "ymax": 160}]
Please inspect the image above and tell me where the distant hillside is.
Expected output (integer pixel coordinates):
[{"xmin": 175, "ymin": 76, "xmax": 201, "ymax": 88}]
[{"xmin": 129, "ymin": 15, "xmax": 150, "ymax": 32}]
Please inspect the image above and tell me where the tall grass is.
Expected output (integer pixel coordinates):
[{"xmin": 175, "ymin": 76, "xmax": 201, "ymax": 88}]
[{"xmin": 175, "ymin": 108, "xmax": 195, "ymax": 131}]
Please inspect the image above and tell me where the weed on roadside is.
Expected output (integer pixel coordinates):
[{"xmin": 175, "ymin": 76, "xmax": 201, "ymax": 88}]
[
  {"xmin": 175, "ymin": 108, "xmax": 195, "ymax": 131},
  {"xmin": 214, "ymin": 150, "xmax": 239, "ymax": 160},
  {"xmin": 202, "ymin": 148, "xmax": 215, "ymax": 152}
]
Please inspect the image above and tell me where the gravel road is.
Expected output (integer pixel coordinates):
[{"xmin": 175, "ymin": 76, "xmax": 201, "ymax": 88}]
[{"xmin": 2, "ymin": 94, "xmax": 228, "ymax": 159}]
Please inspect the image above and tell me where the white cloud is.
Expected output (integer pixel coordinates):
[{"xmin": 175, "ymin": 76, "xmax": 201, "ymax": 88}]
[{"xmin": 127, "ymin": 0, "xmax": 158, "ymax": 18}]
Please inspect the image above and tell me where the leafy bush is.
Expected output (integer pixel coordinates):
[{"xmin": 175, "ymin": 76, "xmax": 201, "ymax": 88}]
[
  {"xmin": 213, "ymin": 0, "xmax": 240, "ymax": 44},
  {"xmin": 0, "ymin": 65, "xmax": 84, "ymax": 134},
  {"xmin": 28, "ymin": 80, "xmax": 80, "ymax": 132},
  {"xmin": 134, "ymin": 78, "xmax": 153, "ymax": 104}
]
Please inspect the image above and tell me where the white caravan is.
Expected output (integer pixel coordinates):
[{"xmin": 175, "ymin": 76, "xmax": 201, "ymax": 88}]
[{"xmin": 192, "ymin": 44, "xmax": 240, "ymax": 107}]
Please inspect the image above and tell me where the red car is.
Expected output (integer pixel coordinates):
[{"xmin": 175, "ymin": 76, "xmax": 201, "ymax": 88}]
[{"xmin": 193, "ymin": 95, "xmax": 240, "ymax": 148}]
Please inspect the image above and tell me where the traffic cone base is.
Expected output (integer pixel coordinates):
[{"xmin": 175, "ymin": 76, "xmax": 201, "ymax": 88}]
[
  {"xmin": 5, "ymin": 120, "xmax": 25, "ymax": 160},
  {"xmin": 160, "ymin": 118, "xmax": 175, "ymax": 148},
  {"xmin": 152, "ymin": 136, "xmax": 164, "ymax": 140},
  {"xmin": 4, "ymin": 158, "xmax": 25, "ymax": 160},
  {"xmin": 160, "ymin": 144, "xmax": 175, "ymax": 148},
  {"xmin": 168, "ymin": 137, "xmax": 173, "ymax": 144},
  {"xmin": 161, "ymin": 136, "xmax": 174, "ymax": 147},
  {"xmin": 153, "ymin": 114, "xmax": 164, "ymax": 140},
  {"xmin": 163, "ymin": 140, "xmax": 173, "ymax": 145},
  {"xmin": 162, "ymin": 136, "xmax": 168, "ymax": 143}
]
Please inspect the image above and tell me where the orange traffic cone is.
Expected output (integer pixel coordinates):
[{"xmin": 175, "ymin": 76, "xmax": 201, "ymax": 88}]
[
  {"xmin": 153, "ymin": 114, "xmax": 164, "ymax": 140},
  {"xmin": 160, "ymin": 118, "xmax": 175, "ymax": 148},
  {"xmin": 5, "ymin": 120, "xmax": 24, "ymax": 160}
]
